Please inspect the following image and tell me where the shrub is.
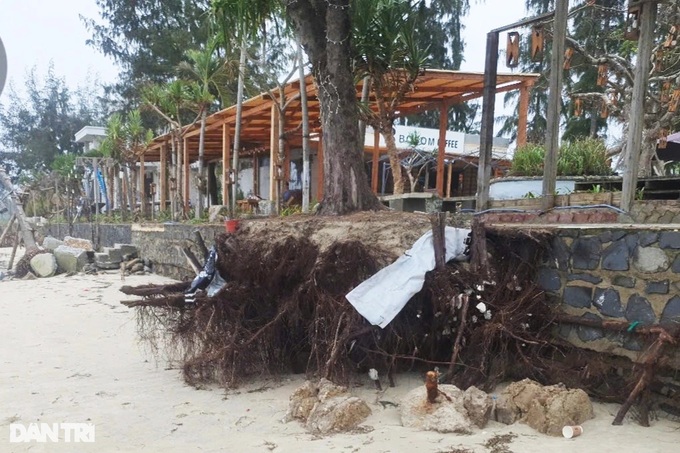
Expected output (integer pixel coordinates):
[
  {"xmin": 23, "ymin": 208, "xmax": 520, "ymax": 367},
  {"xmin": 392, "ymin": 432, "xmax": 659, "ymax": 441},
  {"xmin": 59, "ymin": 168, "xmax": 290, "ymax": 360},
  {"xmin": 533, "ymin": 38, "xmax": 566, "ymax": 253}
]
[
  {"xmin": 510, "ymin": 143, "xmax": 545, "ymax": 176},
  {"xmin": 557, "ymin": 138, "xmax": 611, "ymax": 176}
]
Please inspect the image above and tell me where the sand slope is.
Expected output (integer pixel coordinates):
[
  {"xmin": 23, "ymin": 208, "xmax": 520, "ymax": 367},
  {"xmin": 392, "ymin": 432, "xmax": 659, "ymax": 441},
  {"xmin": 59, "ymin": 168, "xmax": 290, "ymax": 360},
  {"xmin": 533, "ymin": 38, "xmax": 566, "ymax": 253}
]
[{"xmin": 0, "ymin": 247, "xmax": 678, "ymax": 453}]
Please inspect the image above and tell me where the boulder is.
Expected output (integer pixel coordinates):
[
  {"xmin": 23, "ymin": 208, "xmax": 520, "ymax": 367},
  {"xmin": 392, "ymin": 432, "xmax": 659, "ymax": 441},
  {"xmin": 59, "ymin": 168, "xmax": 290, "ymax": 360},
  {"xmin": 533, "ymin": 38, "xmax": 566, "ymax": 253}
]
[
  {"xmin": 42, "ymin": 236, "xmax": 65, "ymax": 252},
  {"xmin": 463, "ymin": 386, "xmax": 493, "ymax": 428},
  {"xmin": 497, "ymin": 379, "xmax": 594, "ymax": 436},
  {"xmin": 29, "ymin": 253, "xmax": 57, "ymax": 278},
  {"xmin": 64, "ymin": 236, "xmax": 94, "ymax": 252},
  {"xmin": 400, "ymin": 384, "xmax": 473, "ymax": 434},
  {"xmin": 285, "ymin": 379, "xmax": 371, "ymax": 434},
  {"xmin": 54, "ymin": 245, "xmax": 89, "ymax": 274},
  {"xmin": 495, "ymin": 394, "xmax": 520, "ymax": 425}
]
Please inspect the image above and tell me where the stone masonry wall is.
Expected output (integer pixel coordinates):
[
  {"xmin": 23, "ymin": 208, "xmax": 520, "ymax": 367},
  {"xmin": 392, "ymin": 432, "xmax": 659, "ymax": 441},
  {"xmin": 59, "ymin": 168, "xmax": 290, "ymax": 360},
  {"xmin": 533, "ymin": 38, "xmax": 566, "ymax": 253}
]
[
  {"xmin": 44, "ymin": 223, "xmax": 132, "ymax": 249},
  {"xmin": 538, "ymin": 226, "xmax": 680, "ymax": 366}
]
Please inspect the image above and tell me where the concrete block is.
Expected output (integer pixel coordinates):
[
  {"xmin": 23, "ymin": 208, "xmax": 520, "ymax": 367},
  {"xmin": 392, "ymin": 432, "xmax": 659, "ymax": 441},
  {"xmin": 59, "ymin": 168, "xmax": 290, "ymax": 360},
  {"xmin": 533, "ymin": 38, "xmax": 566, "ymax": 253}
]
[
  {"xmin": 114, "ymin": 243, "xmax": 138, "ymax": 259},
  {"xmin": 42, "ymin": 236, "xmax": 65, "ymax": 252},
  {"xmin": 54, "ymin": 245, "xmax": 89, "ymax": 273},
  {"xmin": 64, "ymin": 235, "xmax": 94, "ymax": 252},
  {"xmin": 95, "ymin": 252, "xmax": 121, "ymax": 270},
  {"xmin": 29, "ymin": 253, "xmax": 57, "ymax": 278}
]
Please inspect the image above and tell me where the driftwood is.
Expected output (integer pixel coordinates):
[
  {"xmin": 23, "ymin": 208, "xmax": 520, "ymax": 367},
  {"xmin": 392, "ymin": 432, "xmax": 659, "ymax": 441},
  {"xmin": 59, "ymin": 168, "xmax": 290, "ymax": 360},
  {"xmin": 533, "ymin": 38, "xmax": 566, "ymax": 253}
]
[
  {"xmin": 181, "ymin": 246, "xmax": 202, "ymax": 275},
  {"xmin": 192, "ymin": 230, "xmax": 209, "ymax": 262},
  {"xmin": 8, "ymin": 230, "xmax": 19, "ymax": 270},
  {"xmin": 556, "ymin": 314, "xmax": 678, "ymax": 425},
  {"xmin": 120, "ymin": 282, "xmax": 190, "ymax": 297},
  {"xmin": 0, "ymin": 214, "xmax": 16, "ymax": 245}
]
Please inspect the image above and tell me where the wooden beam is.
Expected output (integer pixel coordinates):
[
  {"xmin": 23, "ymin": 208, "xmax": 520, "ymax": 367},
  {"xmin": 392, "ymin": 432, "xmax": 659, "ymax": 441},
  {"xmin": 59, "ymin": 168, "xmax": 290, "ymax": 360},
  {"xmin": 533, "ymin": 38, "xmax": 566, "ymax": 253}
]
[
  {"xmin": 183, "ymin": 137, "xmax": 189, "ymax": 216},
  {"xmin": 517, "ymin": 82, "xmax": 530, "ymax": 147},
  {"xmin": 622, "ymin": 1, "xmax": 658, "ymax": 211},
  {"xmin": 476, "ymin": 31, "xmax": 500, "ymax": 211},
  {"xmin": 222, "ymin": 123, "xmax": 231, "ymax": 208},
  {"xmin": 446, "ymin": 162, "xmax": 453, "ymax": 198},
  {"xmin": 160, "ymin": 143, "xmax": 167, "ymax": 212},
  {"xmin": 372, "ymin": 130, "xmax": 380, "ymax": 193},
  {"xmin": 542, "ymin": 0, "xmax": 569, "ymax": 210},
  {"xmin": 436, "ymin": 103, "xmax": 448, "ymax": 197}
]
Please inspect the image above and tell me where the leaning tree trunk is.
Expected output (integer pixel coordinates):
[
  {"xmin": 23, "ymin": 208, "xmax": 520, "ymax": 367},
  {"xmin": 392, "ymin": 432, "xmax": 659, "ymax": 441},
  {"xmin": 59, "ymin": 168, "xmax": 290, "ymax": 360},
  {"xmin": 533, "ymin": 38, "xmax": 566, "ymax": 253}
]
[
  {"xmin": 287, "ymin": 0, "xmax": 382, "ymax": 215},
  {"xmin": 382, "ymin": 128, "xmax": 405, "ymax": 194},
  {"xmin": 0, "ymin": 168, "xmax": 37, "ymax": 249},
  {"xmin": 196, "ymin": 107, "xmax": 207, "ymax": 220}
]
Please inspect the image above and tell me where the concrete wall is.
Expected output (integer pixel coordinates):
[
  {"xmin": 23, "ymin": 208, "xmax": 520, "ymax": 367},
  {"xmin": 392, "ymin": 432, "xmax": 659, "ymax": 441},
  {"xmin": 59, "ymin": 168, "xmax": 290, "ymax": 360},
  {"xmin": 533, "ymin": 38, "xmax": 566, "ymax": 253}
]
[
  {"xmin": 131, "ymin": 223, "xmax": 224, "ymax": 281},
  {"xmin": 537, "ymin": 226, "xmax": 680, "ymax": 366},
  {"xmin": 44, "ymin": 223, "xmax": 132, "ymax": 249}
]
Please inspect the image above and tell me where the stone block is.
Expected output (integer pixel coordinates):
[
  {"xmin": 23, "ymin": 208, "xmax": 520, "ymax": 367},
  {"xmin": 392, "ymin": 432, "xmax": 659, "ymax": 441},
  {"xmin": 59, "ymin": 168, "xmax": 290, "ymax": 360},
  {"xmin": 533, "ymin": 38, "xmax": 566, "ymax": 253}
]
[
  {"xmin": 639, "ymin": 232, "xmax": 658, "ymax": 247},
  {"xmin": 601, "ymin": 240, "xmax": 629, "ymax": 271},
  {"xmin": 597, "ymin": 231, "xmax": 612, "ymax": 243},
  {"xmin": 114, "ymin": 243, "xmax": 138, "ymax": 259},
  {"xmin": 610, "ymin": 230, "xmax": 626, "ymax": 242},
  {"xmin": 54, "ymin": 245, "xmax": 89, "ymax": 274},
  {"xmin": 577, "ymin": 313, "xmax": 605, "ymax": 342},
  {"xmin": 571, "ymin": 237, "xmax": 601, "ymax": 270},
  {"xmin": 64, "ymin": 235, "xmax": 94, "ymax": 252},
  {"xmin": 537, "ymin": 268, "xmax": 561, "ymax": 292},
  {"xmin": 102, "ymin": 247, "xmax": 123, "ymax": 263},
  {"xmin": 660, "ymin": 296, "xmax": 680, "ymax": 330},
  {"xmin": 623, "ymin": 336, "xmax": 644, "ymax": 351},
  {"xmin": 645, "ymin": 280, "xmax": 669, "ymax": 295},
  {"xmin": 547, "ymin": 237, "xmax": 570, "ymax": 270},
  {"xmin": 672, "ymin": 255, "xmax": 680, "ymax": 273},
  {"xmin": 563, "ymin": 285, "xmax": 592, "ymax": 309},
  {"xmin": 567, "ymin": 273, "xmax": 602, "ymax": 284},
  {"xmin": 463, "ymin": 386, "xmax": 493, "ymax": 429},
  {"xmin": 29, "ymin": 253, "xmax": 57, "ymax": 278},
  {"xmin": 613, "ymin": 275, "xmax": 636, "ymax": 288},
  {"xmin": 593, "ymin": 288, "xmax": 623, "ymax": 318},
  {"xmin": 634, "ymin": 247, "xmax": 670, "ymax": 273},
  {"xmin": 659, "ymin": 232, "xmax": 680, "ymax": 249},
  {"xmin": 94, "ymin": 252, "xmax": 121, "ymax": 270},
  {"xmin": 42, "ymin": 236, "xmax": 65, "ymax": 252},
  {"xmin": 625, "ymin": 295, "xmax": 656, "ymax": 325}
]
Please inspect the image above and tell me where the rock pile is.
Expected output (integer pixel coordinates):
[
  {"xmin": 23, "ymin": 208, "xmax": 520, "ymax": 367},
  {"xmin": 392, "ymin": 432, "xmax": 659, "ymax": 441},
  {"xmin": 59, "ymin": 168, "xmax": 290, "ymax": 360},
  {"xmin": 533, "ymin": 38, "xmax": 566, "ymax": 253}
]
[{"xmin": 285, "ymin": 379, "xmax": 372, "ymax": 434}]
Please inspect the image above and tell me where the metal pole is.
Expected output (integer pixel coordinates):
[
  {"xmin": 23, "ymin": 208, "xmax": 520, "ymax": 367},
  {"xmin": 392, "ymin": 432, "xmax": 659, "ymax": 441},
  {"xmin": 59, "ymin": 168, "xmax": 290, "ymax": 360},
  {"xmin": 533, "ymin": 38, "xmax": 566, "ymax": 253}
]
[
  {"xmin": 621, "ymin": 1, "xmax": 658, "ymax": 212},
  {"xmin": 476, "ymin": 31, "xmax": 499, "ymax": 211},
  {"xmin": 542, "ymin": 0, "xmax": 569, "ymax": 209}
]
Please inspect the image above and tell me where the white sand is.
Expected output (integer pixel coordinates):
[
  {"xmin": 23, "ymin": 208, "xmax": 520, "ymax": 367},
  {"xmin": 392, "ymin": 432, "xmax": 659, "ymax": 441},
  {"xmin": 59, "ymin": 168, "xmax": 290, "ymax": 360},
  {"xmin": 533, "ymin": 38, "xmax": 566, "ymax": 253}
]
[{"xmin": 0, "ymin": 247, "xmax": 678, "ymax": 453}]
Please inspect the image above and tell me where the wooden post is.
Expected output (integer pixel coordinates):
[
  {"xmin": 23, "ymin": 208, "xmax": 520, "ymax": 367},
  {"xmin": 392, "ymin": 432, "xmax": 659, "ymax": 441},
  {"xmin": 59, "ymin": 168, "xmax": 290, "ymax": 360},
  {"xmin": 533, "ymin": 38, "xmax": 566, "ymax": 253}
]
[
  {"xmin": 542, "ymin": 0, "xmax": 569, "ymax": 210},
  {"xmin": 517, "ymin": 82, "xmax": 530, "ymax": 147},
  {"xmin": 622, "ymin": 1, "xmax": 658, "ymax": 212},
  {"xmin": 372, "ymin": 131, "xmax": 380, "ymax": 193},
  {"xmin": 446, "ymin": 162, "xmax": 454, "ymax": 198},
  {"xmin": 317, "ymin": 136, "xmax": 324, "ymax": 201},
  {"xmin": 436, "ymin": 103, "xmax": 448, "ymax": 197},
  {"xmin": 139, "ymin": 150, "xmax": 146, "ymax": 217},
  {"xmin": 160, "ymin": 143, "xmax": 167, "ymax": 213},
  {"xmin": 476, "ymin": 31, "xmax": 499, "ymax": 211},
  {"xmin": 270, "ymin": 104, "xmax": 280, "ymax": 202},
  {"xmin": 222, "ymin": 123, "xmax": 231, "ymax": 208},
  {"xmin": 430, "ymin": 212, "xmax": 447, "ymax": 270},
  {"xmin": 8, "ymin": 229, "xmax": 19, "ymax": 270},
  {"xmin": 183, "ymin": 137, "xmax": 189, "ymax": 216}
]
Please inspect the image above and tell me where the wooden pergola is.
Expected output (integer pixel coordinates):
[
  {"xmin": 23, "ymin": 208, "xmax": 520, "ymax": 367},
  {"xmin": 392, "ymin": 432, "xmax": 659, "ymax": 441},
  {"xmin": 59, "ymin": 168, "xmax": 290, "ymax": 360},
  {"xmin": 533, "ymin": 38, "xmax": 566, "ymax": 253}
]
[{"xmin": 140, "ymin": 69, "xmax": 539, "ymax": 213}]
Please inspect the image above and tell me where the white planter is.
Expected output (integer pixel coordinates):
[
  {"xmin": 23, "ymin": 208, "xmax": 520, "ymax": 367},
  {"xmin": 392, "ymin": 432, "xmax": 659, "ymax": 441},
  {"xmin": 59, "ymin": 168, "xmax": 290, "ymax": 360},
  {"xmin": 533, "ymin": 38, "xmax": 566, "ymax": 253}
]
[{"xmin": 489, "ymin": 177, "xmax": 575, "ymax": 200}]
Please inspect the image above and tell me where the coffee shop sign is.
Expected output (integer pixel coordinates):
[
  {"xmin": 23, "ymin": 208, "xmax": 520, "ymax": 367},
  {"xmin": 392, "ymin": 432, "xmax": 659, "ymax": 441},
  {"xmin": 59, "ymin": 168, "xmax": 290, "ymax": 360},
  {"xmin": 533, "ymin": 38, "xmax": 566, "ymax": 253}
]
[{"xmin": 368, "ymin": 126, "xmax": 465, "ymax": 153}]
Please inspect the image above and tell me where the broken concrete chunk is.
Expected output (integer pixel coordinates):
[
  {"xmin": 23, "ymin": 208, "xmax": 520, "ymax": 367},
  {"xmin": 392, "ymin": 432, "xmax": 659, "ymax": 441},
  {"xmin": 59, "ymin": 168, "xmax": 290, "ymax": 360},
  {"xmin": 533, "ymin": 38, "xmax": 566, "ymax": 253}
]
[
  {"xmin": 94, "ymin": 252, "xmax": 121, "ymax": 270},
  {"xmin": 114, "ymin": 243, "xmax": 138, "ymax": 259},
  {"xmin": 64, "ymin": 236, "xmax": 94, "ymax": 252},
  {"xmin": 42, "ymin": 236, "xmax": 65, "ymax": 252},
  {"xmin": 54, "ymin": 245, "xmax": 89, "ymax": 274},
  {"xmin": 29, "ymin": 253, "xmax": 57, "ymax": 278},
  {"xmin": 400, "ymin": 384, "xmax": 472, "ymax": 434},
  {"xmin": 463, "ymin": 386, "xmax": 493, "ymax": 428}
]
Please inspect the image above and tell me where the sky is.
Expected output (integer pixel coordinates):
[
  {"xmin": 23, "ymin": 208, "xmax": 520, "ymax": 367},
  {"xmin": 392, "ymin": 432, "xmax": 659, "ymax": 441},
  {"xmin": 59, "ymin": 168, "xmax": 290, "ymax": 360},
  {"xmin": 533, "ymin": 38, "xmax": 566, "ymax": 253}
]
[{"xmin": 0, "ymin": 0, "xmax": 531, "ymax": 98}]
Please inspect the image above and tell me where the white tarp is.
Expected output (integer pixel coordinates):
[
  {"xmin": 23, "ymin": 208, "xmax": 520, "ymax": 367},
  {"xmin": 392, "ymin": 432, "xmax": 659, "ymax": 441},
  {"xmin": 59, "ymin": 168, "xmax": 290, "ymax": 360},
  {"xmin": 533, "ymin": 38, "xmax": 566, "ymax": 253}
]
[{"xmin": 345, "ymin": 227, "xmax": 471, "ymax": 328}]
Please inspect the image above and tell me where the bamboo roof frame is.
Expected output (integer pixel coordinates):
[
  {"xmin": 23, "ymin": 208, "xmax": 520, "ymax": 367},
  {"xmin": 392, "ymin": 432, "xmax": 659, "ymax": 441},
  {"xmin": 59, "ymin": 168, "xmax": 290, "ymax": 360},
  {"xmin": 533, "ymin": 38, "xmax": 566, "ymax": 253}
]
[{"xmin": 141, "ymin": 69, "xmax": 539, "ymax": 163}]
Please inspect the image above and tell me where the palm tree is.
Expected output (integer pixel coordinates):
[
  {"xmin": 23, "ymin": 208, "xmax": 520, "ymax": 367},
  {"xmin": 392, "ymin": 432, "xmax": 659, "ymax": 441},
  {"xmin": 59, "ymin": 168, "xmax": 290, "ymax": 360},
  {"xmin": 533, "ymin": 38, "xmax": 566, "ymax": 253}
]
[
  {"xmin": 179, "ymin": 39, "xmax": 234, "ymax": 219},
  {"xmin": 143, "ymin": 80, "xmax": 199, "ymax": 219},
  {"xmin": 352, "ymin": 0, "xmax": 429, "ymax": 194}
]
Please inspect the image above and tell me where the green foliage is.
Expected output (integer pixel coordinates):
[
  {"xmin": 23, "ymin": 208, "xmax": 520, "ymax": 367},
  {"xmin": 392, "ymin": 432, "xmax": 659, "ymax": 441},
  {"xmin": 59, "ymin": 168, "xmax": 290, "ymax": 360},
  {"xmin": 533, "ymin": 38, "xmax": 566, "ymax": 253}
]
[
  {"xmin": 511, "ymin": 138, "xmax": 610, "ymax": 177},
  {"xmin": 0, "ymin": 65, "xmax": 108, "ymax": 175},
  {"xmin": 51, "ymin": 154, "xmax": 78, "ymax": 180},
  {"xmin": 557, "ymin": 138, "xmax": 610, "ymax": 176},
  {"xmin": 510, "ymin": 143, "xmax": 545, "ymax": 176}
]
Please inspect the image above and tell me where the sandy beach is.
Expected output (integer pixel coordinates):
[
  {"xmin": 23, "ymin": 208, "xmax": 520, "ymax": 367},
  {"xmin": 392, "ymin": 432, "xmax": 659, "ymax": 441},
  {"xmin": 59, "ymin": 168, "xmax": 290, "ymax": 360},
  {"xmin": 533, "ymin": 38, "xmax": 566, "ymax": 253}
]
[{"xmin": 0, "ymin": 246, "xmax": 678, "ymax": 452}]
